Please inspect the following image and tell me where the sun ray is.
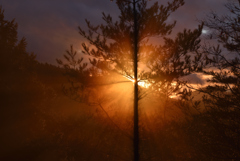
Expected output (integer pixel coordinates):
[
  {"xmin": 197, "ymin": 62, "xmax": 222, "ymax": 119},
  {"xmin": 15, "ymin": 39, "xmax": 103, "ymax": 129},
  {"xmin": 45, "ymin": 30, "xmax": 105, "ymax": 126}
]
[{"xmin": 123, "ymin": 76, "xmax": 151, "ymax": 88}]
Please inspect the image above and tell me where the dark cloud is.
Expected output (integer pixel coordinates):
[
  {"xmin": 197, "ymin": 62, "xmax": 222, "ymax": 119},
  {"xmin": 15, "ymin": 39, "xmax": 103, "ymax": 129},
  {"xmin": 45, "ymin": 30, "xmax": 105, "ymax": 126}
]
[
  {"xmin": 1, "ymin": 0, "xmax": 119, "ymax": 64},
  {"xmin": 0, "ymin": 0, "xmax": 229, "ymax": 64}
]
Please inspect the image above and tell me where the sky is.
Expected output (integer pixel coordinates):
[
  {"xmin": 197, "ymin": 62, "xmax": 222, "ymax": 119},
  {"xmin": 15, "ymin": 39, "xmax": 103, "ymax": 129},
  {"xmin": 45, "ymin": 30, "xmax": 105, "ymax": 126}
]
[{"xmin": 1, "ymin": 0, "xmax": 228, "ymax": 65}]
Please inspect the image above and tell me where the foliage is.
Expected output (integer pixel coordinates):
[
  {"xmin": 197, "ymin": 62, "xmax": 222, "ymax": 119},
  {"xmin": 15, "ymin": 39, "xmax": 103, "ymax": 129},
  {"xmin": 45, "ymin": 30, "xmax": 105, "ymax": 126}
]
[
  {"xmin": 58, "ymin": 0, "xmax": 204, "ymax": 104},
  {"xmin": 201, "ymin": 0, "xmax": 240, "ymax": 127},
  {"xmin": 184, "ymin": 0, "xmax": 240, "ymax": 159},
  {"xmin": 0, "ymin": 6, "xmax": 37, "ymax": 84},
  {"xmin": 57, "ymin": 1, "xmax": 204, "ymax": 160},
  {"xmin": 201, "ymin": 0, "xmax": 240, "ymax": 103}
]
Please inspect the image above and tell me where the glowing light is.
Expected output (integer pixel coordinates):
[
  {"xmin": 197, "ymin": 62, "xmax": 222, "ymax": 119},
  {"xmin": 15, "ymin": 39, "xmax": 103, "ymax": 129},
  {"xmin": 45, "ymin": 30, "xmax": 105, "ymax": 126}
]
[
  {"xmin": 124, "ymin": 76, "xmax": 151, "ymax": 88},
  {"xmin": 169, "ymin": 93, "xmax": 178, "ymax": 99},
  {"xmin": 138, "ymin": 81, "xmax": 151, "ymax": 88},
  {"xmin": 202, "ymin": 29, "xmax": 208, "ymax": 34}
]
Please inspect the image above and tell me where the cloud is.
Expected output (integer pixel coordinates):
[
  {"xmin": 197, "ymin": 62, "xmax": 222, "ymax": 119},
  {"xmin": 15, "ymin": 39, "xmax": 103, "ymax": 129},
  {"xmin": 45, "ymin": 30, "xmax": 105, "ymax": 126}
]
[
  {"xmin": 0, "ymin": 0, "xmax": 230, "ymax": 64},
  {"xmin": 1, "ymin": 0, "xmax": 122, "ymax": 64}
]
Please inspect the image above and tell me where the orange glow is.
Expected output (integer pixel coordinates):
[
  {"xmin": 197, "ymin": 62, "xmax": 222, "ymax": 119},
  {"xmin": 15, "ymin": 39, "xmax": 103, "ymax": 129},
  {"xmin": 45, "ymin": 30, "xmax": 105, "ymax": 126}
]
[
  {"xmin": 124, "ymin": 76, "xmax": 151, "ymax": 88},
  {"xmin": 138, "ymin": 81, "xmax": 151, "ymax": 88},
  {"xmin": 169, "ymin": 93, "xmax": 178, "ymax": 99}
]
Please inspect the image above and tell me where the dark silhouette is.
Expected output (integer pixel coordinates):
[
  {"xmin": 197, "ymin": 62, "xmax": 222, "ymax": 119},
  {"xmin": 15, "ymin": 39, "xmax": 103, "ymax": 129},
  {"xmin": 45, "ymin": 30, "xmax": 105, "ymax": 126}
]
[
  {"xmin": 182, "ymin": 0, "xmax": 240, "ymax": 159},
  {"xmin": 132, "ymin": 1, "xmax": 139, "ymax": 160},
  {"xmin": 58, "ymin": 0, "xmax": 203, "ymax": 160},
  {"xmin": 4, "ymin": 0, "xmax": 240, "ymax": 160}
]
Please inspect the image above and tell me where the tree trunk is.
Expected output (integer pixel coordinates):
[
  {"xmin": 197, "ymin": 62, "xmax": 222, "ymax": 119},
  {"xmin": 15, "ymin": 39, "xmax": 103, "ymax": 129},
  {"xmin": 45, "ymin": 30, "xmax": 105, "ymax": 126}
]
[{"xmin": 133, "ymin": 0, "xmax": 139, "ymax": 161}]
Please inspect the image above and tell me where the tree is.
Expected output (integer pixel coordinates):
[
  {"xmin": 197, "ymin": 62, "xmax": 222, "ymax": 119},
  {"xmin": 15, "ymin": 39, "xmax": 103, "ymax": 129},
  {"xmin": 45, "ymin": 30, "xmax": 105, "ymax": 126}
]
[
  {"xmin": 184, "ymin": 0, "xmax": 240, "ymax": 159},
  {"xmin": 0, "ymin": 6, "xmax": 37, "ymax": 94},
  {"xmin": 57, "ymin": 0, "xmax": 203, "ymax": 160},
  {"xmin": 0, "ymin": 6, "xmax": 36, "ymax": 77}
]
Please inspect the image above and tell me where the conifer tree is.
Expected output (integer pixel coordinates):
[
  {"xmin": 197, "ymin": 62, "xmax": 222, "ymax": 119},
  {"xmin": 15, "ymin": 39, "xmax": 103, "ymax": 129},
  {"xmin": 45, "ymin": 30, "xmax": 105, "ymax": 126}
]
[
  {"xmin": 186, "ymin": 0, "xmax": 240, "ymax": 159},
  {"xmin": 0, "ymin": 6, "xmax": 36, "ymax": 83},
  {"xmin": 200, "ymin": 0, "xmax": 240, "ymax": 109},
  {"xmin": 58, "ymin": 0, "xmax": 203, "ymax": 160}
]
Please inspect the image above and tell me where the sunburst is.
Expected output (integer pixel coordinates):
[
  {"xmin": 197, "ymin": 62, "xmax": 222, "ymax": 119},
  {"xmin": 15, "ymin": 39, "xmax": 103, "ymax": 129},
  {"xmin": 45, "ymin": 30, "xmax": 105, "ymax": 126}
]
[{"xmin": 124, "ymin": 76, "xmax": 151, "ymax": 88}]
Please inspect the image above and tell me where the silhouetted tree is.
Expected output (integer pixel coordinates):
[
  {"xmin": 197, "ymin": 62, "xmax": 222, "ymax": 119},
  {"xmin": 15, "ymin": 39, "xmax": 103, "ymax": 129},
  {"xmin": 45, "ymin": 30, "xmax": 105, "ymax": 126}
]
[
  {"xmin": 184, "ymin": 0, "xmax": 240, "ymax": 159},
  {"xmin": 0, "ymin": 6, "xmax": 59, "ymax": 161},
  {"xmin": 201, "ymin": 0, "xmax": 240, "ymax": 106},
  {"xmin": 0, "ymin": 6, "xmax": 36, "ymax": 79},
  {"xmin": 57, "ymin": 0, "xmax": 203, "ymax": 160}
]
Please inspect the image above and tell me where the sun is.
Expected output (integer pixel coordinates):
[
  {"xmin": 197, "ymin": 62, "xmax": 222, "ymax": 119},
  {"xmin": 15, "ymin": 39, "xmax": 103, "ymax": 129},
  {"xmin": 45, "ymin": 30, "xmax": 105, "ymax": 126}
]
[
  {"xmin": 124, "ymin": 76, "xmax": 151, "ymax": 88},
  {"xmin": 138, "ymin": 80, "xmax": 151, "ymax": 88}
]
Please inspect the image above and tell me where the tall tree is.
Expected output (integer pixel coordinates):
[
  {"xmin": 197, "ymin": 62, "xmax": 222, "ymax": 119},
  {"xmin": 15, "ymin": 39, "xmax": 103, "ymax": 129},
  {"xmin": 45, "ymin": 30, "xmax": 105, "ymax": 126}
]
[{"xmin": 57, "ymin": 0, "xmax": 203, "ymax": 160}]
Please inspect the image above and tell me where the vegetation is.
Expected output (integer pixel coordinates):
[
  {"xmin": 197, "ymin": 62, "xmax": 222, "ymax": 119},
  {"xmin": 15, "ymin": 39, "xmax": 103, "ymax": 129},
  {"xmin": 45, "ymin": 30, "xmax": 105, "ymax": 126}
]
[
  {"xmin": 1, "ymin": 0, "xmax": 240, "ymax": 161},
  {"xmin": 184, "ymin": 0, "xmax": 240, "ymax": 159}
]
